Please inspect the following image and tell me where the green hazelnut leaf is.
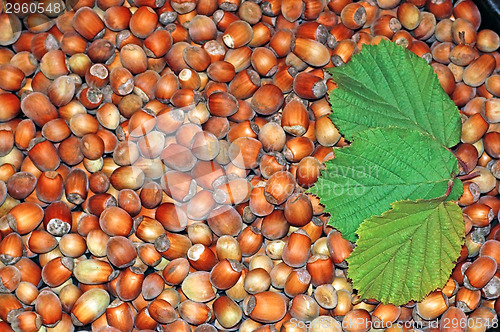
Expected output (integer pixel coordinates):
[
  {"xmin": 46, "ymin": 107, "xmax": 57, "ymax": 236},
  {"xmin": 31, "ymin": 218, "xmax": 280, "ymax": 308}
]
[
  {"xmin": 347, "ymin": 197, "xmax": 465, "ymax": 305},
  {"xmin": 308, "ymin": 127, "xmax": 461, "ymax": 242},
  {"xmin": 327, "ymin": 39, "xmax": 461, "ymax": 148}
]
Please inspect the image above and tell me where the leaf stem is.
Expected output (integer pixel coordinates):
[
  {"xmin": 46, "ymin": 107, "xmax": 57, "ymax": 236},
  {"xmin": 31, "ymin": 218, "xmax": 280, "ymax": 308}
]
[
  {"xmin": 457, "ymin": 171, "xmax": 480, "ymax": 181},
  {"xmin": 455, "ymin": 156, "xmax": 470, "ymax": 175}
]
